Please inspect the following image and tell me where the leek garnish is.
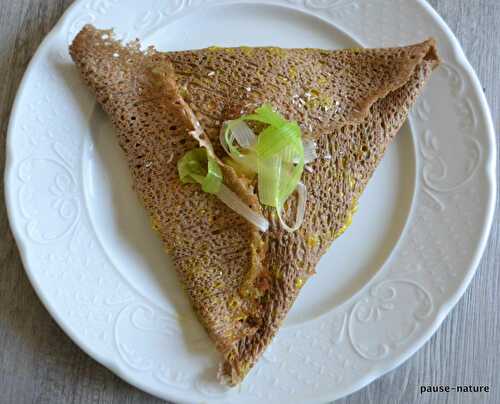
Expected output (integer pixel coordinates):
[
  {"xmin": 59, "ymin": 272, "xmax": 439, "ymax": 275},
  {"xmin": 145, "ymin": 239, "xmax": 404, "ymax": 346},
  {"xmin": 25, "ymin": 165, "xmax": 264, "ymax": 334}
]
[
  {"xmin": 178, "ymin": 148, "xmax": 222, "ymax": 194},
  {"xmin": 179, "ymin": 104, "xmax": 315, "ymax": 232},
  {"xmin": 221, "ymin": 104, "xmax": 313, "ymax": 232}
]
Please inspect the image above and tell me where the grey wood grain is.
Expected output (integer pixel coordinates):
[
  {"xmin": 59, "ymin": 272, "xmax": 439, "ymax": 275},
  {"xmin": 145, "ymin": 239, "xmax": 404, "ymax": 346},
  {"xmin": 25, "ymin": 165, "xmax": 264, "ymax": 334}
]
[{"xmin": 0, "ymin": 0, "xmax": 497, "ymax": 403}]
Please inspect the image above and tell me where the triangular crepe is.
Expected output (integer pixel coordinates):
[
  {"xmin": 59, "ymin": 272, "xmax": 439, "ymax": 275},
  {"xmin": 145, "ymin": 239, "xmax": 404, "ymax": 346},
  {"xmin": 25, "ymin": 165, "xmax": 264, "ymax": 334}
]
[{"xmin": 70, "ymin": 25, "xmax": 440, "ymax": 385}]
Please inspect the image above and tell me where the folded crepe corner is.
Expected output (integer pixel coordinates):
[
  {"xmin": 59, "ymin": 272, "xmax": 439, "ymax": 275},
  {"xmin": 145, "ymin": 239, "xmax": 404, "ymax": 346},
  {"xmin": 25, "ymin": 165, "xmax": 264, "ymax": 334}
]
[{"xmin": 70, "ymin": 25, "xmax": 440, "ymax": 386}]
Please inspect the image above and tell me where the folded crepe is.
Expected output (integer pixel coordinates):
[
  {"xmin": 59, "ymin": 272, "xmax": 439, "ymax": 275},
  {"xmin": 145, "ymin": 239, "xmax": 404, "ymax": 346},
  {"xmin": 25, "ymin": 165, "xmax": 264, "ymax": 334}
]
[{"xmin": 70, "ymin": 25, "xmax": 440, "ymax": 385}]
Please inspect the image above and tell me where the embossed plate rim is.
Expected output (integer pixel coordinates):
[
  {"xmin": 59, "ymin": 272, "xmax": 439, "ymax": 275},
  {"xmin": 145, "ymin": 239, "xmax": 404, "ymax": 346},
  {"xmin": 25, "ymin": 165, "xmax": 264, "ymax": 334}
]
[{"xmin": 4, "ymin": 0, "xmax": 496, "ymax": 403}]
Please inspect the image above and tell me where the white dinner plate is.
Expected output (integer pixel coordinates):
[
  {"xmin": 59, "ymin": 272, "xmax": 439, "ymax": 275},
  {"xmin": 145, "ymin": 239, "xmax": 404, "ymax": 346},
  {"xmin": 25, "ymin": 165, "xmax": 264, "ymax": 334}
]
[{"xmin": 5, "ymin": 0, "xmax": 496, "ymax": 402}]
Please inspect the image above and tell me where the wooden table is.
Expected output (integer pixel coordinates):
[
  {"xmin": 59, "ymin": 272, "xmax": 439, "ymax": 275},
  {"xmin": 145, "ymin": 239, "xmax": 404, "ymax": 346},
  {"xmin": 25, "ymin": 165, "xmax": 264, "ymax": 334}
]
[{"xmin": 0, "ymin": 1, "xmax": 498, "ymax": 403}]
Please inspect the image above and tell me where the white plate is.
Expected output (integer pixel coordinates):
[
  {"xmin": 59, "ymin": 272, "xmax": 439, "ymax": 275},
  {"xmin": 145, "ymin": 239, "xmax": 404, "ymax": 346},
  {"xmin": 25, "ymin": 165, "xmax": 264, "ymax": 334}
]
[{"xmin": 5, "ymin": 0, "xmax": 496, "ymax": 403}]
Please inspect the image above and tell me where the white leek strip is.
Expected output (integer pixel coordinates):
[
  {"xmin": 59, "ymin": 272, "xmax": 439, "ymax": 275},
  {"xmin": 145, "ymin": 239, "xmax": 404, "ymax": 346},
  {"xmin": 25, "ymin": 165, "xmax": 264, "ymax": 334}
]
[
  {"xmin": 301, "ymin": 139, "xmax": 317, "ymax": 164},
  {"xmin": 228, "ymin": 120, "xmax": 256, "ymax": 148},
  {"xmin": 219, "ymin": 123, "xmax": 231, "ymax": 155},
  {"xmin": 277, "ymin": 182, "xmax": 307, "ymax": 233},
  {"xmin": 219, "ymin": 120, "xmax": 257, "ymax": 154},
  {"xmin": 216, "ymin": 183, "xmax": 269, "ymax": 232}
]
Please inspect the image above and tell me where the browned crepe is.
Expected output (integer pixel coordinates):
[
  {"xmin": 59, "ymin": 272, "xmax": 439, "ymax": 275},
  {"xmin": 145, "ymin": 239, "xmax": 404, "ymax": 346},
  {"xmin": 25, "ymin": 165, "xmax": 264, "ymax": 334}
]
[{"xmin": 70, "ymin": 25, "xmax": 440, "ymax": 385}]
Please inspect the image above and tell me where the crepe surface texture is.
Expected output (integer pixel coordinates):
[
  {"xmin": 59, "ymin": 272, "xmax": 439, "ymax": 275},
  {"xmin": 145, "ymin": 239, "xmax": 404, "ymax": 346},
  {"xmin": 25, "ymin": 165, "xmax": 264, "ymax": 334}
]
[{"xmin": 70, "ymin": 25, "xmax": 440, "ymax": 386}]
